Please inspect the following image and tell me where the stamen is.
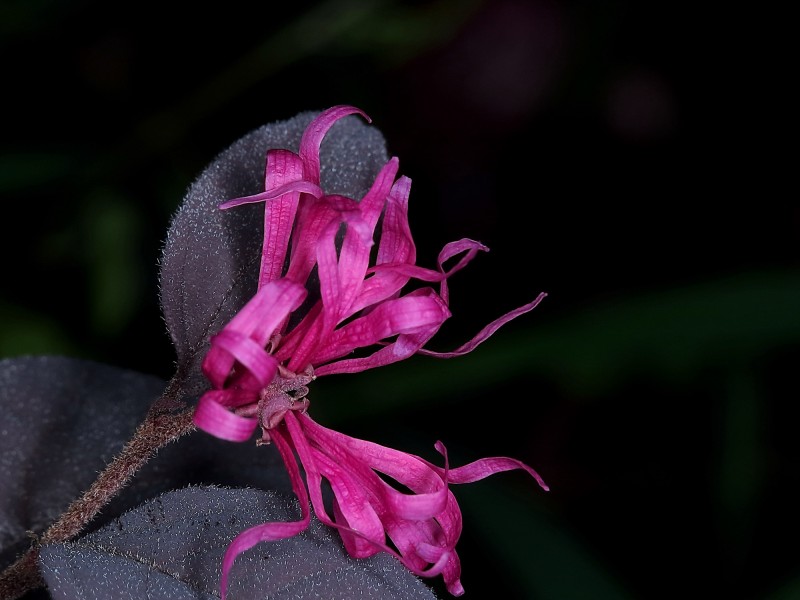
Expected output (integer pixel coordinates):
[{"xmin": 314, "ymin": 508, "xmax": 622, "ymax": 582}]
[{"xmin": 257, "ymin": 367, "xmax": 316, "ymax": 436}]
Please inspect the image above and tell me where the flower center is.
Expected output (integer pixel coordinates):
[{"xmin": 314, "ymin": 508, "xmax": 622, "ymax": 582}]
[{"xmin": 256, "ymin": 365, "xmax": 315, "ymax": 444}]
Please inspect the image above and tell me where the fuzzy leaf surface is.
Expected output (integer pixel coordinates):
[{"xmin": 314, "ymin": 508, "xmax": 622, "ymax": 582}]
[
  {"xmin": 0, "ymin": 356, "xmax": 292, "ymax": 574},
  {"xmin": 0, "ymin": 356, "xmax": 163, "ymax": 570},
  {"xmin": 40, "ymin": 486, "xmax": 438, "ymax": 600}
]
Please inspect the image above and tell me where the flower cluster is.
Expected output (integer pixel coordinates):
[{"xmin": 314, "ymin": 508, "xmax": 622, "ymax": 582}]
[{"xmin": 193, "ymin": 105, "xmax": 548, "ymax": 597}]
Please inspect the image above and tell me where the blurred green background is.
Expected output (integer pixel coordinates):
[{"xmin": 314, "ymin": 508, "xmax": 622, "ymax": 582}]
[{"xmin": 1, "ymin": 1, "xmax": 795, "ymax": 599}]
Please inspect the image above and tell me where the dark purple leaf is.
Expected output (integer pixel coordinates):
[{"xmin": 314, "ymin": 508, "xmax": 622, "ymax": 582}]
[
  {"xmin": 159, "ymin": 110, "xmax": 389, "ymax": 394},
  {"xmin": 0, "ymin": 356, "xmax": 163, "ymax": 570},
  {"xmin": 0, "ymin": 356, "xmax": 297, "ymax": 574},
  {"xmin": 40, "ymin": 486, "xmax": 438, "ymax": 600}
]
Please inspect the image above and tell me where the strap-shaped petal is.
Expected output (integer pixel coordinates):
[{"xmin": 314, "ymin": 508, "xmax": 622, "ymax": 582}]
[
  {"xmin": 299, "ymin": 413, "xmax": 449, "ymax": 519},
  {"xmin": 219, "ymin": 426, "xmax": 311, "ymax": 600},
  {"xmin": 285, "ymin": 194, "xmax": 338, "ymax": 286},
  {"xmin": 261, "ymin": 150, "xmax": 309, "ymax": 286},
  {"xmin": 297, "ymin": 413, "xmax": 462, "ymax": 589},
  {"xmin": 287, "ymin": 196, "xmax": 369, "ymax": 372},
  {"xmin": 331, "ymin": 158, "xmax": 399, "ymax": 320},
  {"xmin": 199, "ymin": 388, "xmax": 257, "ymax": 409},
  {"xmin": 218, "ymin": 179, "xmax": 323, "ymax": 210},
  {"xmin": 418, "ymin": 292, "xmax": 547, "ymax": 358},
  {"xmin": 286, "ymin": 413, "xmax": 455, "ymax": 581},
  {"xmin": 272, "ymin": 302, "xmax": 322, "ymax": 364},
  {"xmin": 314, "ymin": 289, "xmax": 449, "ymax": 375},
  {"xmin": 377, "ymin": 176, "xmax": 415, "ymax": 266},
  {"xmin": 313, "ymin": 451, "xmax": 386, "ymax": 557},
  {"xmin": 434, "ymin": 455, "xmax": 549, "ymax": 491},
  {"xmin": 311, "ymin": 293, "xmax": 448, "ymax": 365},
  {"xmin": 348, "ymin": 176, "xmax": 416, "ymax": 313}
]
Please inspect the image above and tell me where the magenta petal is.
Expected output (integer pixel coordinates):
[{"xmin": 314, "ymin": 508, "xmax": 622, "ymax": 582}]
[
  {"xmin": 312, "ymin": 294, "xmax": 449, "ymax": 365},
  {"xmin": 377, "ymin": 176, "xmax": 415, "ymax": 265},
  {"xmin": 435, "ymin": 239, "xmax": 488, "ymax": 304},
  {"xmin": 363, "ymin": 236, "xmax": 488, "ymax": 285},
  {"xmin": 420, "ymin": 292, "xmax": 547, "ymax": 358},
  {"xmin": 299, "ymin": 105, "xmax": 370, "ymax": 184},
  {"xmin": 287, "ymin": 412, "xmax": 456, "ymax": 579},
  {"xmin": 219, "ymin": 425, "xmax": 311, "ymax": 600},
  {"xmin": 225, "ymin": 279, "xmax": 308, "ymax": 344},
  {"xmin": 364, "ymin": 262, "xmax": 444, "ymax": 282},
  {"xmin": 329, "ymin": 159, "xmax": 399, "ymax": 320},
  {"xmin": 284, "ymin": 193, "xmax": 367, "ymax": 291},
  {"xmin": 313, "ymin": 451, "xmax": 386, "ymax": 557},
  {"xmin": 259, "ymin": 150, "xmax": 305, "ymax": 286},
  {"xmin": 295, "ymin": 414, "xmax": 465, "ymax": 590},
  {"xmin": 315, "ymin": 289, "xmax": 449, "ymax": 375},
  {"xmin": 437, "ymin": 238, "xmax": 489, "ymax": 271},
  {"xmin": 218, "ymin": 179, "xmax": 323, "ymax": 210},
  {"xmin": 358, "ymin": 157, "xmax": 399, "ymax": 231},
  {"xmin": 314, "ymin": 329, "xmax": 432, "ymax": 376},
  {"xmin": 202, "ymin": 279, "xmax": 307, "ymax": 387},
  {"xmin": 210, "ymin": 330, "xmax": 279, "ymax": 387},
  {"xmin": 287, "ymin": 197, "xmax": 371, "ymax": 371},
  {"xmin": 200, "ymin": 388, "xmax": 257, "ymax": 409},
  {"xmin": 281, "ymin": 412, "xmax": 338, "ymax": 530},
  {"xmin": 193, "ymin": 392, "xmax": 258, "ymax": 442},
  {"xmin": 298, "ymin": 414, "xmax": 449, "ymax": 518},
  {"xmin": 285, "ymin": 196, "xmax": 337, "ymax": 286},
  {"xmin": 442, "ymin": 455, "xmax": 549, "ymax": 491},
  {"xmin": 349, "ymin": 176, "xmax": 417, "ymax": 312},
  {"xmin": 273, "ymin": 302, "xmax": 322, "ymax": 365}
]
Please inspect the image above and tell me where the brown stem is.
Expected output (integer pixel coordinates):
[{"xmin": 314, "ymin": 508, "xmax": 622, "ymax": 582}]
[
  {"xmin": 0, "ymin": 551, "xmax": 41, "ymax": 600},
  {"xmin": 0, "ymin": 376, "xmax": 197, "ymax": 600}
]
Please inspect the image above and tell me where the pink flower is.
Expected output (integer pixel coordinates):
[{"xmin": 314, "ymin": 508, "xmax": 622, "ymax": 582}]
[{"xmin": 193, "ymin": 105, "xmax": 548, "ymax": 597}]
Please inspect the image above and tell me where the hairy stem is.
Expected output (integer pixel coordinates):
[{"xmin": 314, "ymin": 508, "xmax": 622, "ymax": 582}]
[{"xmin": 0, "ymin": 376, "xmax": 197, "ymax": 600}]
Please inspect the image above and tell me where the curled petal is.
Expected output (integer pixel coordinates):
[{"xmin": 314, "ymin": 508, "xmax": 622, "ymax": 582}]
[
  {"xmin": 209, "ymin": 330, "xmax": 279, "ymax": 387},
  {"xmin": 299, "ymin": 414, "xmax": 449, "ymax": 518},
  {"xmin": 224, "ymin": 279, "xmax": 307, "ymax": 342},
  {"xmin": 295, "ymin": 413, "xmax": 463, "ymax": 590},
  {"xmin": 355, "ymin": 234, "xmax": 487, "ymax": 313},
  {"xmin": 299, "ymin": 105, "xmax": 371, "ymax": 184},
  {"xmin": 437, "ymin": 238, "xmax": 489, "ymax": 272},
  {"xmin": 377, "ymin": 176, "xmax": 414, "ymax": 265},
  {"xmin": 193, "ymin": 392, "xmax": 259, "ymax": 442},
  {"xmin": 436, "ymin": 239, "xmax": 489, "ymax": 305},
  {"xmin": 202, "ymin": 279, "xmax": 307, "ymax": 388},
  {"xmin": 201, "ymin": 388, "xmax": 258, "ymax": 409}
]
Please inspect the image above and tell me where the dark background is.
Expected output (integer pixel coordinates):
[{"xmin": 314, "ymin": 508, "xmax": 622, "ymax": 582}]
[{"xmin": 1, "ymin": 1, "xmax": 796, "ymax": 599}]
